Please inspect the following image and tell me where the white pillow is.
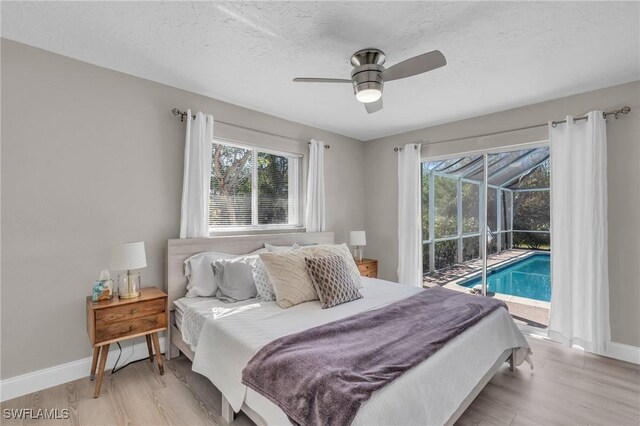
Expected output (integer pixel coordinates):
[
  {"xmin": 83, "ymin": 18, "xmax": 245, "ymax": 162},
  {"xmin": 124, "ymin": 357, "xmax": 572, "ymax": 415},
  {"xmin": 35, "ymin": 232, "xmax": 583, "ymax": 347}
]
[
  {"xmin": 184, "ymin": 248, "xmax": 266, "ymax": 297},
  {"xmin": 264, "ymin": 243, "xmax": 300, "ymax": 252},
  {"xmin": 253, "ymin": 260, "xmax": 276, "ymax": 302}
]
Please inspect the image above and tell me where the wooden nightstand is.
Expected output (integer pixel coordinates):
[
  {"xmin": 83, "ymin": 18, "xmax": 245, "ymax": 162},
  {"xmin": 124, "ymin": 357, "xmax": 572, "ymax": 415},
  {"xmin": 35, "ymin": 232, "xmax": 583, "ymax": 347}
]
[
  {"xmin": 86, "ymin": 287, "xmax": 168, "ymax": 397},
  {"xmin": 355, "ymin": 259, "xmax": 378, "ymax": 278}
]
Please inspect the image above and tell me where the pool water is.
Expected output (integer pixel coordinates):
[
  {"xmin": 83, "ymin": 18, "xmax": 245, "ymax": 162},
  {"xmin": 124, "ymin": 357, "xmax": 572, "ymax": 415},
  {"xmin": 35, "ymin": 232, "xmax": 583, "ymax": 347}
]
[{"xmin": 459, "ymin": 253, "xmax": 551, "ymax": 302}]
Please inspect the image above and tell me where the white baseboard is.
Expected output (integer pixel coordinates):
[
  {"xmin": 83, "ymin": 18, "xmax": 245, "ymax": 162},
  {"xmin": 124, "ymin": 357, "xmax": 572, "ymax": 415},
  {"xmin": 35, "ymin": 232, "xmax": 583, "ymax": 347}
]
[
  {"xmin": 606, "ymin": 341, "xmax": 640, "ymax": 364},
  {"xmin": 0, "ymin": 337, "xmax": 165, "ymax": 402}
]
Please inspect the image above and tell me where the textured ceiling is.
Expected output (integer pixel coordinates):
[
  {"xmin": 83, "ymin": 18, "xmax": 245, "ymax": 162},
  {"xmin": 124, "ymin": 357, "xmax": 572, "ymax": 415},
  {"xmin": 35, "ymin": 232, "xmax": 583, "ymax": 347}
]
[{"xmin": 2, "ymin": 1, "xmax": 639, "ymax": 141}]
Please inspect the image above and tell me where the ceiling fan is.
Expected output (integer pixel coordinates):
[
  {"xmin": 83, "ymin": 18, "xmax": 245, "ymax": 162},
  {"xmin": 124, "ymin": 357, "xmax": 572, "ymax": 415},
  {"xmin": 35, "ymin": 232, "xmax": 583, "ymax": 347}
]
[{"xmin": 293, "ymin": 48, "xmax": 446, "ymax": 114}]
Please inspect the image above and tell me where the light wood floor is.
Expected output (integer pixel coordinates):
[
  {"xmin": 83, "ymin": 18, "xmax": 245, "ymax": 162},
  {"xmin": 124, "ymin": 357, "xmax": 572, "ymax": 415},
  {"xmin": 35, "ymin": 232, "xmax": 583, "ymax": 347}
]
[{"xmin": 2, "ymin": 338, "xmax": 639, "ymax": 425}]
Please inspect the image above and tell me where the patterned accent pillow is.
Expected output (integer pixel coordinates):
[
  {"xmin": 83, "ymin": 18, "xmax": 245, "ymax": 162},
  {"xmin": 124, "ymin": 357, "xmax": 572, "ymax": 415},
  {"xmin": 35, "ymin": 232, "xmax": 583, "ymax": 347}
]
[
  {"xmin": 298, "ymin": 243, "xmax": 363, "ymax": 288},
  {"xmin": 253, "ymin": 260, "xmax": 276, "ymax": 302},
  {"xmin": 259, "ymin": 251, "xmax": 318, "ymax": 308},
  {"xmin": 305, "ymin": 255, "xmax": 363, "ymax": 309}
]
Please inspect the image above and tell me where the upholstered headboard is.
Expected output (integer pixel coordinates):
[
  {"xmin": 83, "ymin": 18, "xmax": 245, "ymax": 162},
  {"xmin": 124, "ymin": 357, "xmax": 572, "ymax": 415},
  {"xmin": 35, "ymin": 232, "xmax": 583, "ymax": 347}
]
[{"xmin": 166, "ymin": 232, "xmax": 335, "ymax": 309}]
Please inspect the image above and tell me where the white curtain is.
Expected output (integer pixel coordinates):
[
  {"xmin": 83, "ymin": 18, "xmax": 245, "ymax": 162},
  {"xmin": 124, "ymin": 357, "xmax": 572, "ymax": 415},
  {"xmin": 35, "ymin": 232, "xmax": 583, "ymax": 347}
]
[
  {"xmin": 305, "ymin": 139, "xmax": 325, "ymax": 232},
  {"xmin": 397, "ymin": 143, "xmax": 422, "ymax": 287},
  {"xmin": 548, "ymin": 110, "xmax": 610, "ymax": 355},
  {"xmin": 180, "ymin": 110, "xmax": 214, "ymax": 238}
]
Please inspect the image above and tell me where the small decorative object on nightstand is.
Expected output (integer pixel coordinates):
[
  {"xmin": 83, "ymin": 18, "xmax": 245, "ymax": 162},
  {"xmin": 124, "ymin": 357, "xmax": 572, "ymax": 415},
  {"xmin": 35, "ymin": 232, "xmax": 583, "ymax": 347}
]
[
  {"xmin": 355, "ymin": 258, "xmax": 378, "ymax": 278},
  {"xmin": 86, "ymin": 287, "xmax": 167, "ymax": 397},
  {"xmin": 350, "ymin": 231, "xmax": 367, "ymax": 262},
  {"xmin": 110, "ymin": 241, "xmax": 147, "ymax": 299},
  {"xmin": 92, "ymin": 270, "xmax": 114, "ymax": 302}
]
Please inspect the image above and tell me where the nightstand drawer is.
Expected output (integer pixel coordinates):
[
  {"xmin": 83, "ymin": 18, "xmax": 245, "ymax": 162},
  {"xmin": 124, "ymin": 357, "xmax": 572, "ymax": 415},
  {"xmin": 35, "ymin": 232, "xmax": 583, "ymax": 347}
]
[
  {"xmin": 358, "ymin": 262, "xmax": 376, "ymax": 273},
  {"xmin": 95, "ymin": 312, "xmax": 166, "ymax": 343},
  {"xmin": 95, "ymin": 298, "xmax": 165, "ymax": 323},
  {"xmin": 361, "ymin": 269, "xmax": 377, "ymax": 278}
]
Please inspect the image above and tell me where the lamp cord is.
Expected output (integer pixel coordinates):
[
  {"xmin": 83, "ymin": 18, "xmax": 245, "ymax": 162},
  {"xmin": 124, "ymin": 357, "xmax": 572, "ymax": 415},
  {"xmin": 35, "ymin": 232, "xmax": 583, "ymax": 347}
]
[{"xmin": 110, "ymin": 341, "xmax": 164, "ymax": 376}]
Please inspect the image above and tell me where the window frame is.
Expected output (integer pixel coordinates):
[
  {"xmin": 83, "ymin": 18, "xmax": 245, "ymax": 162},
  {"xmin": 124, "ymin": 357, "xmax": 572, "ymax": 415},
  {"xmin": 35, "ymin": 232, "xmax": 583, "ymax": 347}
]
[{"xmin": 208, "ymin": 138, "xmax": 304, "ymax": 235}]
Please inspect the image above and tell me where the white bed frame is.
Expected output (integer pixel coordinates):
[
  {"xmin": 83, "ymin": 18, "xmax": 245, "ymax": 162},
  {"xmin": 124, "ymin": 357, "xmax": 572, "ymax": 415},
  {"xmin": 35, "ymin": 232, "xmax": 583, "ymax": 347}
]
[{"xmin": 165, "ymin": 232, "xmax": 516, "ymax": 425}]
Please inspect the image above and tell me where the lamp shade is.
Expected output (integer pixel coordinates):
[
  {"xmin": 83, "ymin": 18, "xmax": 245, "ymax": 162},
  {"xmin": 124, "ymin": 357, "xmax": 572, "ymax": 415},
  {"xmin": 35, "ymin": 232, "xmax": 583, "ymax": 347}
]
[
  {"xmin": 110, "ymin": 241, "xmax": 147, "ymax": 271},
  {"xmin": 350, "ymin": 231, "xmax": 367, "ymax": 246}
]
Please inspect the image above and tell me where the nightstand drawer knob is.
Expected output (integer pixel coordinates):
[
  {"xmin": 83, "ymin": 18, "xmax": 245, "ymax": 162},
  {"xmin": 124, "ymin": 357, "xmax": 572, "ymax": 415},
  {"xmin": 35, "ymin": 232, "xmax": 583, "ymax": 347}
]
[
  {"xmin": 130, "ymin": 309, "xmax": 137, "ymax": 314},
  {"xmin": 129, "ymin": 325, "xmax": 134, "ymax": 332}
]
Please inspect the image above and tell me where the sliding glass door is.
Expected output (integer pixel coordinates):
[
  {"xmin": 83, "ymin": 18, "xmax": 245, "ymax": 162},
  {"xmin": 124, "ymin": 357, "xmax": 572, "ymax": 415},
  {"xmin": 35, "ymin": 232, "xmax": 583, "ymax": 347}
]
[{"xmin": 422, "ymin": 145, "xmax": 551, "ymax": 330}]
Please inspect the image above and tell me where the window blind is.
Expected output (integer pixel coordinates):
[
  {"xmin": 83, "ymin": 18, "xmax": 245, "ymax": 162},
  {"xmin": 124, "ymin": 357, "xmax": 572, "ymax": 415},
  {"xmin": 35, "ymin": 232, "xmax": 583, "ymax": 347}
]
[{"xmin": 209, "ymin": 142, "xmax": 300, "ymax": 228}]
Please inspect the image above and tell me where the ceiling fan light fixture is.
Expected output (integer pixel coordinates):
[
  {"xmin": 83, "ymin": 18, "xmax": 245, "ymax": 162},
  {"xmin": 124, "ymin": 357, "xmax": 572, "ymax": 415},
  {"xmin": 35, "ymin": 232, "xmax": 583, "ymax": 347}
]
[
  {"xmin": 292, "ymin": 48, "xmax": 446, "ymax": 113},
  {"xmin": 355, "ymin": 88, "xmax": 382, "ymax": 104}
]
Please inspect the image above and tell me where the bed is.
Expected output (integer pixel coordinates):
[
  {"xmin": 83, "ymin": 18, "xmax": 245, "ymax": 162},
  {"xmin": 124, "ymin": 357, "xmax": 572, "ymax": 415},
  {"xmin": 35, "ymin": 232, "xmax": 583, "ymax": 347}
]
[{"xmin": 165, "ymin": 232, "xmax": 530, "ymax": 425}]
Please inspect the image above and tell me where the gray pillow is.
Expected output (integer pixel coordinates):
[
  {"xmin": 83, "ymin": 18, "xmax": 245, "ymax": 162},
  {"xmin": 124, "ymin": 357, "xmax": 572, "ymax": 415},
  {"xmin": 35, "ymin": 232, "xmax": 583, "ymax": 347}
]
[
  {"xmin": 305, "ymin": 255, "xmax": 362, "ymax": 309},
  {"xmin": 211, "ymin": 256, "xmax": 259, "ymax": 302},
  {"xmin": 184, "ymin": 251, "xmax": 236, "ymax": 297}
]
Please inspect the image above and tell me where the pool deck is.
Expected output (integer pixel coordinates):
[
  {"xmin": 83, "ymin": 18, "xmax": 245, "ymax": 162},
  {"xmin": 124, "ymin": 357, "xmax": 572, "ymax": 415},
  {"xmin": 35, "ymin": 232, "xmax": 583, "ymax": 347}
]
[{"xmin": 423, "ymin": 249, "xmax": 550, "ymax": 329}]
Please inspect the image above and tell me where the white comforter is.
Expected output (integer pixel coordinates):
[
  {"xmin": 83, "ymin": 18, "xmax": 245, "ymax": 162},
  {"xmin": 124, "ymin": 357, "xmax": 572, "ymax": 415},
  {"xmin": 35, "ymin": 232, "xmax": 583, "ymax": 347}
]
[{"xmin": 191, "ymin": 278, "xmax": 530, "ymax": 425}]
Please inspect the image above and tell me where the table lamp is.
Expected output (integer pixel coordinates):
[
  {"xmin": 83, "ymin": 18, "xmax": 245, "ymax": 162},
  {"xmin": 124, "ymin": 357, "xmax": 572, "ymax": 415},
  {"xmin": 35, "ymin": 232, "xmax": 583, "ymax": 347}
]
[
  {"xmin": 350, "ymin": 231, "xmax": 367, "ymax": 262},
  {"xmin": 110, "ymin": 241, "xmax": 147, "ymax": 299}
]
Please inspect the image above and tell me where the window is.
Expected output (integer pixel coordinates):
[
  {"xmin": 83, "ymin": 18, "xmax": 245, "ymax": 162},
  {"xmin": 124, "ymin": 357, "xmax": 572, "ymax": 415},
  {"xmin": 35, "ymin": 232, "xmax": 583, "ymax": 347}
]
[{"xmin": 209, "ymin": 141, "xmax": 302, "ymax": 230}]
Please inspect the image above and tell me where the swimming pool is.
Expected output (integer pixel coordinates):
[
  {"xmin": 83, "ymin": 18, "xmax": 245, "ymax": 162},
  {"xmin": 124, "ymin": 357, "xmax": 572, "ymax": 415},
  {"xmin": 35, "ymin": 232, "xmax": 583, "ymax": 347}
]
[{"xmin": 459, "ymin": 253, "xmax": 551, "ymax": 302}]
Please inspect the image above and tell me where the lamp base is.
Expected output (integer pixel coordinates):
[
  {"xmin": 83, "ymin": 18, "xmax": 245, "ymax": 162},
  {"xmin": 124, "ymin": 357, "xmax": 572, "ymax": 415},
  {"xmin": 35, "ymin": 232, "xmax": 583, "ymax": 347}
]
[
  {"xmin": 117, "ymin": 272, "xmax": 141, "ymax": 300},
  {"xmin": 354, "ymin": 246, "xmax": 364, "ymax": 262},
  {"xmin": 118, "ymin": 291, "xmax": 141, "ymax": 299}
]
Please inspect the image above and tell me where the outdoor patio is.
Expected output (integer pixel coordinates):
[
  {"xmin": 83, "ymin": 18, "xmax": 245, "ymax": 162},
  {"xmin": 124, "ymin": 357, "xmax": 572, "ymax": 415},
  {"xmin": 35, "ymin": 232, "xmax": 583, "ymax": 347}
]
[{"xmin": 423, "ymin": 249, "xmax": 550, "ymax": 329}]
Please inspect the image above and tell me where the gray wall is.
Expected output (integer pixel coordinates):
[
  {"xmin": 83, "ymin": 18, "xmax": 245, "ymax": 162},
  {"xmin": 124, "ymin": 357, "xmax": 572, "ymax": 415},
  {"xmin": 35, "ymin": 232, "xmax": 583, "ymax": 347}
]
[
  {"xmin": 0, "ymin": 39, "xmax": 365, "ymax": 379},
  {"xmin": 363, "ymin": 80, "xmax": 640, "ymax": 347},
  {"xmin": 2, "ymin": 37, "xmax": 638, "ymax": 380}
]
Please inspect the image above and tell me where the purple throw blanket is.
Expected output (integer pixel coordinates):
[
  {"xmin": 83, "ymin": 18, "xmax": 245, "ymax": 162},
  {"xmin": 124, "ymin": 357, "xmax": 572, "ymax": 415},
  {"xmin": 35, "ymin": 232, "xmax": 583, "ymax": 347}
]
[{"xmin": 241, "ymin": 286, "xmax": 506, "ymax": 426}]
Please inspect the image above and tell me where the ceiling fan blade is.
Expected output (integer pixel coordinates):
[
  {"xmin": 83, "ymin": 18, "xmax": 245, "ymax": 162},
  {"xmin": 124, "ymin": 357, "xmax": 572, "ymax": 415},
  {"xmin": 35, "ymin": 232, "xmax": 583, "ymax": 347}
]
[
  {"xmin": 293, "ymin": 77, "xmax": 352, "ymax": 83},
  {"xmin": 382, "ymin": 50, "xmax": 446, "ymax": 82},
  {"xmin": 365, "ymin": 98, "xmax": 383, "ymax": 114}
]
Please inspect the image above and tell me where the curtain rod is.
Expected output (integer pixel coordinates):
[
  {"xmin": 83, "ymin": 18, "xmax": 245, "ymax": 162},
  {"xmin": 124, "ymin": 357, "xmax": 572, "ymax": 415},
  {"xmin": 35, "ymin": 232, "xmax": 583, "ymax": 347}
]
[
  {"xmin": 393, "ymin": 106, "xmax": 631, "ymax": 152},
  {"xmin": 171, "ymin": 108, "xmax": 330, "ymax": 149}
]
